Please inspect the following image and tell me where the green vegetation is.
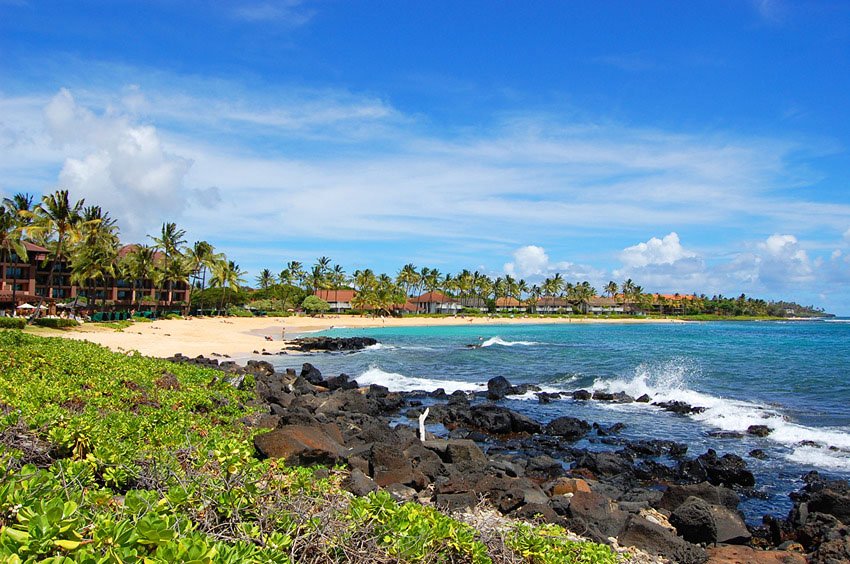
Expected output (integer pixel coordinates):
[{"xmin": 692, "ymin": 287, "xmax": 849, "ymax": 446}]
[
  {"xmin": 0, "ymin": 331, "xmax": 618, "ymax": 563},
  {"xmin": 301, "ymin": 295, "xmax": 330, "ymax": 314},
  {"xmin": 0, "ymin": 318, "xmax": 26, "ymax": 329},
  {"xmin": 32, "ymin": 318, "xmax": 80, "ymax": 329}
]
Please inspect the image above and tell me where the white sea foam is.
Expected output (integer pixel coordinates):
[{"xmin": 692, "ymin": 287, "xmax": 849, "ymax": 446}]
[
  {"xmin": 590, "ymin": 358, "xmax": 850, "ymax": 471},
  {"xmin": 355, "ymin": 366, "xmax": 485, "ymax": 393},
  {"xmin": 480, "ymin": 336, "xmax": 540, "ymax": 347},
  {"xmin": 787, "ymin": 445, "xmax": 850, "ymax": 471},
  {"xmin": 364, "ymin": 343, "xmax": 395, "ymax": 351}
]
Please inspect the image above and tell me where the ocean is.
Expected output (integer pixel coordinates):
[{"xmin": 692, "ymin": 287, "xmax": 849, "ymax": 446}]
[{"xmin": 270, "ymin": 319, "xmax": 850, "ymax": 522}]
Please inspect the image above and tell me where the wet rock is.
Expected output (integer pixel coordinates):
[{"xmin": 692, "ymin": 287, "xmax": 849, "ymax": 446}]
[
  {"xmin": 487, "ymin": 376, "xmax": 513, "ymax": 400},
  {"xmin": 545, "ymin": 416, "xmax": 591, "ymax": 441},
  {"xmin": 654, "ymin": 400, "xmax": 707, "ymax": 415},
  {"xmin": 708, "ymin": 430, "xmax": 745, "ymax": 439},
  {"xmin": 636, "ymin": 394, "xmax": 652, "ymax": 403},
  {"xmin": 575, "ymin": 451, "xmax": 635, "ymax": 478},
  {"xmin": 536, "ymin": 391, "xmax": 560, "ymax": 404},
  {"xmin": 750, "ymin": 449, "xmax": 768, "ymax": 459},
  {"xmin": 572, "ymin": 389, "xmax": 592, "ymax": 400},
  {"xmin": 594, "ymin": 422, "xmax": 626, "ymax": 436},
  {"xmin": 289, "ymin": 336, "xmax": 379, "ymax": 352},
  {"xmin": 748, "ymin": 425, "xmax": 772, "ymax": 437},
  {"xmin": 626, "ymin": 439, "xmax": 688, "ymax": 458},
  {"xmin": 680, "ymin": 450, "xmax": 755, "ymax": 488}
]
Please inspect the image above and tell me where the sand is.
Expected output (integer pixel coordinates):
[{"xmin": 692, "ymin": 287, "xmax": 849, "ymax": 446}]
[{"xmin": 50, "ymin": 314, "xmax": 685, "ymax": 360}]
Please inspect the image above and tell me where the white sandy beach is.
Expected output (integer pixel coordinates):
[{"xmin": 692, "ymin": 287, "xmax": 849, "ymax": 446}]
[{"xmin": 47, "ymin": 315, "xmax": 685, "ymax": 359}]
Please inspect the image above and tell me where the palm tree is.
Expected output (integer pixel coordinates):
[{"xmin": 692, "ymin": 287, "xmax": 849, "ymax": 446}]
[
  {"xmin": 256, "ymin": 268, "xmax": 275, "ymax": 290},
  {"xmin": 396, "ymin": 263, "xmax": 419, "ymax": 298},
  {"xmin": 120, "ymin": 245, "xmax": 157, "ymax": 310},
  {"xmin": 622, "ymin": 278, "xmax": 637, "ymax": 313},
  {"xmin": 210, "ymin": 259, "xmax": 246, "ymax": 313},
  {"xmin": 331, "ymin": 264, "xmax": 347, "ymax": 307},
  {"xmin": 0, "ymin": 205, "xmax": 28, "ymax": 306},
  {"xmin": 70, "ymin": 206, "xmax": 119, "ymax": 310},
  {"xmin": 605, "ymin": 281, "xmax": 618, "ymax": 299},
  {"xmin": 308, "ymin": 264, "xmax": 326, "ymax": 294},
  {"xmin": 186, "ymin": 241, "xmax": 215, "ymax": 290},
  {"xmin": 528, "ymin": 284, "xmax": 542, "ymax": 313},
  {"xmin": 31, "ymin": 190, "xmax": 87, "ymax": 301},
  {"xmin": 517, "ymin": 279, "xmax": 529, "ymax": 309},
  {"xmin": 150, "ymin": 222, "xmax": 186, "ymax": 307}
]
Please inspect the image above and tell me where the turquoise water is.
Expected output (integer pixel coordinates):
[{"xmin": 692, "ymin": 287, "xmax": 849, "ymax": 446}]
[{"xmin": 272, "ymin": 319, "xmax": 850, "ymax": 520}]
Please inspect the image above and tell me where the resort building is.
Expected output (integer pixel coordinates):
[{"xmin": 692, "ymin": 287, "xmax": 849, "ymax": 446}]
[
  {"xmin": 0, "ymin": 243, "xmax": 189, "ymax": 312},
  {"xmin": 494, "ymin": 296, "xmax": 524, "ymax": 312},
  {"xmin": 582, "ymin": 296, "xmax": 625, "ymax": 314},
  {"xmin": 412, "ymin": 291, "xmax": 462, "ymax": 314},
  {"xmin": 534, "ymin": 296, "xmax": 569, "ymax": 314},
  {"xmin": 648, "ymin": 294, "xmax": 697, "ymax": 315},
  {"xmin": 313, "ymin": 289, "xmax": 356, "ymax": 313}
]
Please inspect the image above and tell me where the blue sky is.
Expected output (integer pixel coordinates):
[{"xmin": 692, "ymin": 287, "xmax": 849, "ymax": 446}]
[{"xmin": 1, "ymin": 1, "xmax": 849, "ymax": 313}]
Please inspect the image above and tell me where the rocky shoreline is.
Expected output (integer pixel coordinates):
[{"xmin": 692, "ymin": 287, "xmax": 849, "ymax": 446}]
[{"xmin": 167, "ymin": 351, "xmax": 849, "ymax": 563}]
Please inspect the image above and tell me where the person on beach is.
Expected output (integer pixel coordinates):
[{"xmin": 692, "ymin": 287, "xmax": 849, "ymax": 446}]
[{"xmin": 281, "ymin": 327, "xmax": 286, "ymax": 341}]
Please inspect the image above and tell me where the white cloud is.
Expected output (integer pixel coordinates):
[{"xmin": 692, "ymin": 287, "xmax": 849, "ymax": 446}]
[
  {"xmin": 44, "ymin": 89, "xmax": 193, "ymax": 240},
  {"xmin": 503, "ymin": 245, "xmax": 603, "ymax": 283},
  {"xmin": 504, "ymin": 246, "xmax": 548, "ymax": 277},
  {"xmin": 620, "ymin": 232, "xmax": 696, "ymax": 268},
  {"xmin": 755, "ymin": 233, "xmax": 813, "ymax": 285}
]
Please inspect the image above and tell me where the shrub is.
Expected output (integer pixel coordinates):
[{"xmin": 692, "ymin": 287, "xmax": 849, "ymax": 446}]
[
  {"xmin": 301, "ymin": 295, "xmax": 330, "ymax": 314},
  {"xmin": 0, "ymin": 318, "xmax": 26, "ymax": 329},
  {"xmin": 33, "ymin": 318, "xmax": 80, "ymax": 329},
  {"xmin": 226, "ymin": 307, "xmax": 253, "ymax": 317},
  {"xmin": 264, "ymin": 310, "xmax": 291, "ymax": 317},
  {"xmin": 164, "ymin": 313, "xmax": 183, "ymax": 320}
]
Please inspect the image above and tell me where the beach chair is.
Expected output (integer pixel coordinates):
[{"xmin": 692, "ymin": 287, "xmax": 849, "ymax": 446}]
[{"xmin": 92, "ymin": 312, "xmax": 103, "ymax": 322}]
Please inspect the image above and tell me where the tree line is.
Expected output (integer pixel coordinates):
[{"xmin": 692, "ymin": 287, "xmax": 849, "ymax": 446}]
[{"xmin": 2, "ymin": 190, "xmax": 827, "ymax": 317}]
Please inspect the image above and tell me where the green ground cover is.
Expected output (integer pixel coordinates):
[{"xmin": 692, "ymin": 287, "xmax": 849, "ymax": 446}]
[{"xmin": 0, "ymin": 330, "xmax": 618, "ymax": 563}]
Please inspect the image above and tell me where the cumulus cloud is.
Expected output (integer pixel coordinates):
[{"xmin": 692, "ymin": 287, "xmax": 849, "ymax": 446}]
[
  {"xmin": 503, "ymin": 245, "xmax": 603, "ymax": 283},
  {"xmin": 44, "ymin": 89, "xmax": 193, "ymax": 240},
  {"xmin": 613, "ymin": 233, "xmax": 707, "ymax": 292},
  {"xmin": 619, "ymin": 232, "xmax": 696, "ymax": 268},
  {"xmin": 754, "ymin": 234, "xmax": 813, "ymax": 286},
  {"xmin": 504, "ymin": 245, "xmax": 549, "ymax": 277}
]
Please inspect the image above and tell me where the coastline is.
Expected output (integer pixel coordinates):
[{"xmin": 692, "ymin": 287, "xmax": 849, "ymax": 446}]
[{"xmin": 47, "ymin": 314, "xmax": 688, "ymax": 359}]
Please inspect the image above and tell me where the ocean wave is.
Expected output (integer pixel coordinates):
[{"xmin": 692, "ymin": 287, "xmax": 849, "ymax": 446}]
[
  {"xmin": 590, "ymin": 359, "xmax": 850, "ymax": 471},
  {"xmin": 480, "ymin": 336, "xmax": 540, "ymax": 347},
  {"xmin": 363, "ymin": 343, "xmax": 395, "ymax": 351},
  {"xmin": 355, "ymin": 366, "xmax": 485, "ymax": 393}
]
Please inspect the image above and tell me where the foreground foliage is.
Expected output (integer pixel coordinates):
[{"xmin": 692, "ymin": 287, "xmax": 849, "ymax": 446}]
[{"xmin": 0, "ymin": 331, "xmax": 618, "ymax": 563}]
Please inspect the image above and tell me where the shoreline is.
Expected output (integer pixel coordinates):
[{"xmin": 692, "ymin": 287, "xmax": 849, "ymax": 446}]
[{"xmin": 47, "ymin": 314, "xmax": 688, "ymax": 359}]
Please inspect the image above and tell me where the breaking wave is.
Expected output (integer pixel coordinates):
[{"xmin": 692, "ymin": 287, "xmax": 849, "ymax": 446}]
[{"xmin": 590, "ymin": 358, "xmax": 850, "ymax": 471}]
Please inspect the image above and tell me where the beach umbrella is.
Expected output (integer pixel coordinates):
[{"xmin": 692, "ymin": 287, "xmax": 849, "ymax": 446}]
[{"xmin": 16, "ymin": 303, "xmax": 36, "ymax": 310}]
